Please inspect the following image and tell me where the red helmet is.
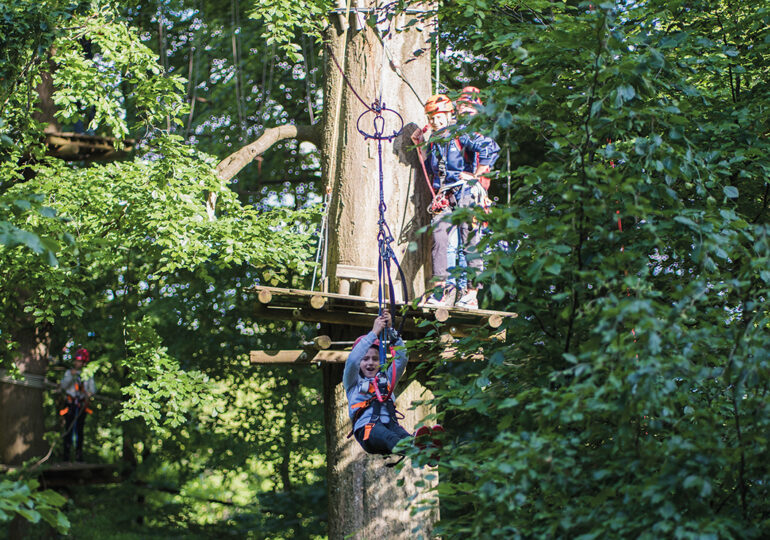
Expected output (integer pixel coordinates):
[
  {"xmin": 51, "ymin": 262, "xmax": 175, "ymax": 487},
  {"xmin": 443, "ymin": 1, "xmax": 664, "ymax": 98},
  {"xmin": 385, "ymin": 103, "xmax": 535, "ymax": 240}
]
[
  {"xmin": 459, "ymin": 86, "xmax": 483, "ymax": 106},
  {"xmin": 424, "ymin": 94, "xmax": 454, "ymax": 116},
  {"xmin": 74, "ymin": 348, "xmax": 90, "ymax": 363}
]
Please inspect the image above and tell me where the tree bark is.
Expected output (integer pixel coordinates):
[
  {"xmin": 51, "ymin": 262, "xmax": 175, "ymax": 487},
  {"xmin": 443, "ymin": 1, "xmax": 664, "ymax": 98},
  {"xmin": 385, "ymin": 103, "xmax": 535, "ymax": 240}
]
[
  {"xmin": 321, "ymin": 3, "xmax": 438, "ymax": 538},
  {"xmin": 0, "ymin": 325, "xmax": 50, "ymax": 465},
  {"xmin": 324, "ymin": 365, "xmax": 438, "ymax": 540},
  {"xmin": 323, "ymin": 7, "xmax": 433, "ymax": 301}
]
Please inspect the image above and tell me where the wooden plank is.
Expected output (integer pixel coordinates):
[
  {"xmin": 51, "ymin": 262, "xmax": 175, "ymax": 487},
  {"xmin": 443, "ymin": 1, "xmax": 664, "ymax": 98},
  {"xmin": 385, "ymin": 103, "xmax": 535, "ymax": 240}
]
[
  {"xmin": 1, "ymin": 462, "xmax": 120, "ymax": 487},
  {"xmin": 258, "ymin": 289, "xmax": 273, "ymax": 303},
  {"xmin": 250, "ymin": 349, "xmax": 348, "ymax": 364},
  {"xmin": 44, "ymin": 132, "xmax": 135, "ymax": 162},
  {"xmin": 250, "ymin": 350, "xmax": 308, "ymax": 363},
  {"xmin": 247, "ymin": 285, "xmax": 382, "ymax": 305},
  {"xmin": 248, "ymin": 285, "xmax": 516, "ymax": 319},
  {"xmin": 247, "ymin": 285, "xmax": 518, "ymax": 338},
  {"xmin": 310, "ymin": 294, "xmax": 327, "ymax": 309},
  {"xmin": 335, "ymin": 264, "xmax": 378, "ymax": 281},
  {"xmin": 312, "ymin": 350, "xmax": 349, "ymax": 363},
  {"xmin": 250, "ymin": 347, "xmax": 482, "ymax": 364}
]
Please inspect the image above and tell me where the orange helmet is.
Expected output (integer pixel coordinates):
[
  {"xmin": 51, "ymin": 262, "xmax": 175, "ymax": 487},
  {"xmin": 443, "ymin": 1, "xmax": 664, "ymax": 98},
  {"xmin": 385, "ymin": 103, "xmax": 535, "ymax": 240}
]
[
  {"xmin": 424, "ymin": 94, "xmax": 454, "ymax": 116},
  {"xmin": 459, "ymin": 86, "xmax": 483, "ymax": 106}
]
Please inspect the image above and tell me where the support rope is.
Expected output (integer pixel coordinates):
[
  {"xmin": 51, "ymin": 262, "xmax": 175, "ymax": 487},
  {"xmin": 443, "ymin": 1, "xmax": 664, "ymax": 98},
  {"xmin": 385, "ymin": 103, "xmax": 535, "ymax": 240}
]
[{"xmin": 327, "ymin": 21, "xmax": 411, "ymax": 398}]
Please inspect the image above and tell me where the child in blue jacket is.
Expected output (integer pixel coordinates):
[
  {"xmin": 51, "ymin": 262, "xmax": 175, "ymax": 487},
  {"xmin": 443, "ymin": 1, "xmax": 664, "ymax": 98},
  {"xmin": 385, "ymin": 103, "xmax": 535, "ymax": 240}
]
[
  {"xmin": 344, "ymin": 313, "xmax": 410, "ymax": 454},
  {"xmin": 412, "ymin": 94, "xmax": 500, "ymax": 308}
]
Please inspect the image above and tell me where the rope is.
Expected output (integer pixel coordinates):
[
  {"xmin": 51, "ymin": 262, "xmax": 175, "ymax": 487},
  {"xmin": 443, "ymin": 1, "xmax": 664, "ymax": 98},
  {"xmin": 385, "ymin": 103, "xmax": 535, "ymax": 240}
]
[
  {"xmin": 326, "ymin": 23, "xmax": 411, "ymax": 390},
  {"xmin": 326, "ymin": 44, "xmax": 373, "ymax": 112},
  {"xmin": 311, "ymin": 187, "xmax": 332, "ymax": 291},
  {"xmin": 0, "ymin": 369, "xmax": 51, "ymax": 390}
]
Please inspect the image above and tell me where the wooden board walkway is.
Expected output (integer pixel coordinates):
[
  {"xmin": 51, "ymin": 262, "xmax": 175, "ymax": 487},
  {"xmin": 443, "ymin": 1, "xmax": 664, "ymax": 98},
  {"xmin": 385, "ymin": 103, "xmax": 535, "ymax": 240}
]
[
  {"xmin": 45, "ymin": 132, "xmax": 135, "ymax": 161},
  {"xmin": 247, "ymin": 285, "xmax": 515, "ymax": 365},
  {"xmin": 1, "ymin": 461, "xmax": 119, "ymax": 486},
  {"xmin": 247, "ymin": 285, "xmax": 516, "ymax": 332}
]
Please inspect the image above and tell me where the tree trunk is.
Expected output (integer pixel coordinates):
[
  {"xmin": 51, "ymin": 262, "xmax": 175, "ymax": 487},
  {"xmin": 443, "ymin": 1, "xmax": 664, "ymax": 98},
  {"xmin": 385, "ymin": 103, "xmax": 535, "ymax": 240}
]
[
  {"xmin": 324, "ymin": 365, "xmax": 438, "ymax": 540},
  {"xmin": 0, "ymin": 325, "xmax": 50, "ymax": 465},
  {"xmin": 321, "ymin": 3, "xmax": 438, "ymax": 538}
]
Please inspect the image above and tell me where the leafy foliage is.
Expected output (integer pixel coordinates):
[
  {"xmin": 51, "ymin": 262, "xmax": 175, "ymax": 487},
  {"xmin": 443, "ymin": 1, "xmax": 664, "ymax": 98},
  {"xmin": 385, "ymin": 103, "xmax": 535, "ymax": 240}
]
[
  {"xmin": 0, "ymin": 478, "xmax": 69, "ymax": 533},
  {"xmin": 2, "ymin": 1, "xmax": 325, "ymax": 537},
  {"xmin": 410, "ymin": 0, "xmax": 770, "ymax": 537}
]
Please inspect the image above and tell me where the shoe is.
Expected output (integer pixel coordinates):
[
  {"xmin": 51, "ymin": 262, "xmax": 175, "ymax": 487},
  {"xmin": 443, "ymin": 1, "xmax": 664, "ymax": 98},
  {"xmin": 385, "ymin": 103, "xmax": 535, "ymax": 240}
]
[
  {"xmin": 443, "ymin": 287, "xmax": 458, "ymax": 307},
  {"xmin": 414, "ymin": 426, "xmax": 432, "ymax": 450},
  {"xmin": 423, "ymin": 296, "xmax": 447, "ymax": 307},
  {"xmin": 430, "ymin": 425, "xmax": 445, "ymax": 449},
  {"xmin": 455, "ymin": 292, "xmax": 478, "ymax": 309}
]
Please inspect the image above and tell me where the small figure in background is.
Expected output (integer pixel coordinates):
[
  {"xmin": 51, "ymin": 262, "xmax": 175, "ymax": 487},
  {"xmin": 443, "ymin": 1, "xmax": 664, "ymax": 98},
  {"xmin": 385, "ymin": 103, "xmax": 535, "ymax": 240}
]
[{"xmin": 60, "ymin": 348, "xmax": 96, "ymax": 462}]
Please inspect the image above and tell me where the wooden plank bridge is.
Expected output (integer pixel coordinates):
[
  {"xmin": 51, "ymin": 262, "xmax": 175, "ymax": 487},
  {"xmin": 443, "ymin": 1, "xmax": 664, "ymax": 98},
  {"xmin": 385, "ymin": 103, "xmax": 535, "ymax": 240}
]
[{"xmin": 45, "ymin": 132, "xmax": 135, "ymax": 161}]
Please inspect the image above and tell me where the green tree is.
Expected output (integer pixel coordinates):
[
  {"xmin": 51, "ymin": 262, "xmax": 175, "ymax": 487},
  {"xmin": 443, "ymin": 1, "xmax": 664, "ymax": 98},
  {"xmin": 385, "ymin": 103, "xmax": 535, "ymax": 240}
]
[
  {"xmin": 410, "ymin": 0, "xmax": 770, "ymax": 537},
  {"xmin": 1, "ymin": 1, "xmax": 323, "ymax": 536}
]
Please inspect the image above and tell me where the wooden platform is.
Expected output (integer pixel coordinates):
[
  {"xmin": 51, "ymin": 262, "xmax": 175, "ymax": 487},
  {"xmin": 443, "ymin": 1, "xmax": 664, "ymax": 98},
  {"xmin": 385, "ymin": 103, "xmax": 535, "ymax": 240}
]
[
  {"xmin": 250, "ymin": 346, "xmax": 484, "ymax": 364},
  {"xmin": 1, "ymin": 461, "xmax": 119, "ymax": 486},
  {"xmin": 247, "ymin": 285, "xmax": 516, "ymax": 334},
  {"xmin": 248, "ymin": 285, "xmax": 515, "ymax": 365},
  {"xmin": 45, "ymin": 132, "xmax": 135, "ymax": 161}
]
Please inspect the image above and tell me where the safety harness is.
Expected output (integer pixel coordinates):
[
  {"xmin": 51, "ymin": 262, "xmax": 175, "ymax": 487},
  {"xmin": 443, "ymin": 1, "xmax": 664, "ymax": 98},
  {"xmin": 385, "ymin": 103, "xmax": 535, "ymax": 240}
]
[
  {"xmin": 347, "ymin": 373, "xmax": 404, "ymax": 441},
  {"xmin": 59, "ymin": 380, "xmax": 93, "ymax": 417},
  {"xmin": 422, "ymin": 137, "xmax": 485, "ymax": 215}
]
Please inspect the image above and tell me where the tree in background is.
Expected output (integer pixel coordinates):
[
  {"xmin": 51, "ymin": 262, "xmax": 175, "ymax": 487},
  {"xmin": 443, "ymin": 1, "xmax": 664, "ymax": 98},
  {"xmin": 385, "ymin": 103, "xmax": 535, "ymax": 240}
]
[
  {"xmin": 1, "ymin": 0, "xmax": 324, "ymax": 536},
  {"xmin": 413, "ymin": 0, "xmax": 770, "ymax": 537}
]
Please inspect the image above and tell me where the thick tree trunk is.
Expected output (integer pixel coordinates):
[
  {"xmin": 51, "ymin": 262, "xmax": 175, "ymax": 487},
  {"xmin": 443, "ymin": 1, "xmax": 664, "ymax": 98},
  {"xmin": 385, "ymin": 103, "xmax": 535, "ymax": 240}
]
[
  {"xmin": 324, "ymin": 365, "xmax": 438, "ymax": 539},
  {"xmin": 0, "ymin": 325, "xmax": 50, "ymax": 465},
  {"xmin": 322, "ymin": 4, "xmax": 433, "ymax": 300},
  {"xmin": 321, "ymin": 4, "xmax": 438, "ymax": 538}
]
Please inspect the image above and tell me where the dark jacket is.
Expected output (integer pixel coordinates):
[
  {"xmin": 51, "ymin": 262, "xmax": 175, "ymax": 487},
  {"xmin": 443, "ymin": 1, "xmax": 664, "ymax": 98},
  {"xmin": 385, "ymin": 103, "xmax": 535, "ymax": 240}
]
[{"xmin": 424, "ymin": 129, "xmax": 500, "ymax": 191}]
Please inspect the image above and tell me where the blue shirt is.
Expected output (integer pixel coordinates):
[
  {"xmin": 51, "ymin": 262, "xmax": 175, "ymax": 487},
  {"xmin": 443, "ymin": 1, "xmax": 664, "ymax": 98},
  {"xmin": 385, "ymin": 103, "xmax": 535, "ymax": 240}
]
[
  {"xmin": 343, "ymin": 332, "xmax": 408, "ymax": 432},
  {"xmin": 423, "ymin": 129, "xmax": 500, "ymax": 190}
]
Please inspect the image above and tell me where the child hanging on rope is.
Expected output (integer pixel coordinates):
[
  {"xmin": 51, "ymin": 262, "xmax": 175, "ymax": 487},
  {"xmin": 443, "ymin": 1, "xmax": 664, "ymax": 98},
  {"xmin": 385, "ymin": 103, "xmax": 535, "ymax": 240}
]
[{"xmin": 344, "ymin": 312, "xmax": 442, "ymax": 456}]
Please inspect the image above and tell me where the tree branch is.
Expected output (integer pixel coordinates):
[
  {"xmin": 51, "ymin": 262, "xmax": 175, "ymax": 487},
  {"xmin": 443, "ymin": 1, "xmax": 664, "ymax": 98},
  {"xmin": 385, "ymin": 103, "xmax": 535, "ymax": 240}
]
[{"xmin": 215, "ymin": 124, "xmax": 321, "ymax": 183}]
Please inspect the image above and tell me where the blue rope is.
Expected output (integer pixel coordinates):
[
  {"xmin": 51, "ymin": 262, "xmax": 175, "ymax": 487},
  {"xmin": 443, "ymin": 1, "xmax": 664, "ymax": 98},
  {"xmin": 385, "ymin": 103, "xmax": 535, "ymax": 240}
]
[{"xmin": 357, "ymin": 101, "xmax": 407, "ymax": 370}]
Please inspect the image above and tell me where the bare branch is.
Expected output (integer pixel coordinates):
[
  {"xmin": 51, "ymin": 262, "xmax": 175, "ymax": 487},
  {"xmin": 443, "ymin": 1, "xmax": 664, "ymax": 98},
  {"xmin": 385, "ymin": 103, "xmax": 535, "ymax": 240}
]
[{"xmin": 215, "ymin": 124, "xmax": 321, "ymax": 182}]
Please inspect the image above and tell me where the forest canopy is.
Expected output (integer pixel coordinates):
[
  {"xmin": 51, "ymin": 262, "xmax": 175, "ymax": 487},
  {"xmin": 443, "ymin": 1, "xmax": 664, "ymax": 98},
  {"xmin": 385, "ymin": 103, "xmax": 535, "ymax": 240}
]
[{"xmin": 2, "ymin": 0, "xmax": 770, "ymax": 538}]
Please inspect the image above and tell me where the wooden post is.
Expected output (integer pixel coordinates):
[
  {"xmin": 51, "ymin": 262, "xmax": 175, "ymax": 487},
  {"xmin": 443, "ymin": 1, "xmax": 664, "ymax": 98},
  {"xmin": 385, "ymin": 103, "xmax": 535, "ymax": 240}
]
[{"xmin": 1, "ymin": 326, "xmax": 50, "ymax": 465}]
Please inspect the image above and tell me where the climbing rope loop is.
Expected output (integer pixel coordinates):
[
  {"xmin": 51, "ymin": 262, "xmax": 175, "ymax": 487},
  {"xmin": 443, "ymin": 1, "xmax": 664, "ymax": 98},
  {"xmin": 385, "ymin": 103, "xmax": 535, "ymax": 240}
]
[
  {"xmin": 355, "ymin": 101, "xmax": 403, "ymax": 142},
  {"xmin": 357, "ymin": 102, "xmax": 409, "ymax": 386}
]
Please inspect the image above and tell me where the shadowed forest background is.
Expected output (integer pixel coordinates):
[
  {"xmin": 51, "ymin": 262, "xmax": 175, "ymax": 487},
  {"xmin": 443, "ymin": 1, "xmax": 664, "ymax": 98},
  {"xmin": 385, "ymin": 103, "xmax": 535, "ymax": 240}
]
[{"xmin": 2, "ymin": 0, "xmax": 770, "ymax": 538}]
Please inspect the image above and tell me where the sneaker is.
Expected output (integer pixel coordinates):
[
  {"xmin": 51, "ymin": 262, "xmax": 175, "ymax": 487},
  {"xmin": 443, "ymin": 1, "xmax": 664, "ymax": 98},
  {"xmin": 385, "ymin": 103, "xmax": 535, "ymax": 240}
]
[
  {"xmin": 414, "ymin": 426, "xmax": 432, "ymax": 450},
  {"xmin": 443, "ymin": 287, "xmax": 458, "ymax": 307},
  {"xmin": 423, "ymin": 296, "xmax": 447, "ymax": 308},
  {"xmin": 431, "ymin": 425, "xmax": 445, "ymax": 445},
  {"xmin": 455, "ymin": 292, "xmax": 478, "ymax": 309}
]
